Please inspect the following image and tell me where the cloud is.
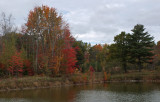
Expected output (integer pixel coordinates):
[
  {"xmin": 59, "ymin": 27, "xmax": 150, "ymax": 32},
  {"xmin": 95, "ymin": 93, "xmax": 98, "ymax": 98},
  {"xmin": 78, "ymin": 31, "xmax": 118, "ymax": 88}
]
[{"xmin": 0, "ymin": 0, "xmax": 160, "ymax": 44}]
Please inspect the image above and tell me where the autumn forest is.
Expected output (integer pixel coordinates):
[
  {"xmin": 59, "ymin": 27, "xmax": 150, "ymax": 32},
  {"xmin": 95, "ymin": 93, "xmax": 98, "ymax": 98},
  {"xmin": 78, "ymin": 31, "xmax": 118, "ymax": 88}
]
[{"xmin": 0, "ymin": 5, "xmax": 159, "ymax": 79}]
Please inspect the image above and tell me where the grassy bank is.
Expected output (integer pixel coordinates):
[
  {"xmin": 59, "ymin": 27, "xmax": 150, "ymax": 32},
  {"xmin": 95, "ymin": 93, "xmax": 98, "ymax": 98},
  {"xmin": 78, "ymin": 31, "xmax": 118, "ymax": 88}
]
[
  {"xmin": 108, "ymin": 70, "xmax": 160, "ymax": 82},
  {"xmin": 0, "ymin": 76, "xmax": 63, "ymax": 91},
  {"xmin": 0, "ymin": 73, "xmax": 104, "ymax": 91},
  {"xmin": 0, "ymin": 70, "xmax": 160, "ymax": 91}
]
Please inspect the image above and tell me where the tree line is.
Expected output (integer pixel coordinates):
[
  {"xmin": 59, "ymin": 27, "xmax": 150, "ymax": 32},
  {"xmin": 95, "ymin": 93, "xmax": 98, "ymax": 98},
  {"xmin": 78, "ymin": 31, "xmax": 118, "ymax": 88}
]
[{"xmin": 0, "ymin": 5, "xmax": 159, "ymax": 77}]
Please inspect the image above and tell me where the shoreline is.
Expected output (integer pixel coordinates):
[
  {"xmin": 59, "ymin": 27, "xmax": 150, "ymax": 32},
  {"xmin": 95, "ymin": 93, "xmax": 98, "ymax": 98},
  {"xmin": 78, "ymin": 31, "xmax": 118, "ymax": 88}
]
[
  {"xmin": 0, "ymin": 76, "xmax": 105, "ymax": 92},
  {"xmin": 0, "ymin": 70, "xmax": 160, "ymax": 92},
  {"xmin": 0, "ymin": 76, "xmax": 160, "ymax": 92}
]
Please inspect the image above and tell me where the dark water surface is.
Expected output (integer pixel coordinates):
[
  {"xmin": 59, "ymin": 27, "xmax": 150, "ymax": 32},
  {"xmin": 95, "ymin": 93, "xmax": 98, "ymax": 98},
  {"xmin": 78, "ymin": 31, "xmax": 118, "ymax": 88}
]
[{"xmin": 0, "ymin": 83, "xmax": 160, "ymax": 102}]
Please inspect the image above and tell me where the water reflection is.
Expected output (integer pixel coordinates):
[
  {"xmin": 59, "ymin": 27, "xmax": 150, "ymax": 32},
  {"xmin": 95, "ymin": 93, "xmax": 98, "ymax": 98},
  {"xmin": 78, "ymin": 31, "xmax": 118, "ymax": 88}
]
[{"xmin": 0, "ymin": 83, "xmax": 160, "ymax": 102}]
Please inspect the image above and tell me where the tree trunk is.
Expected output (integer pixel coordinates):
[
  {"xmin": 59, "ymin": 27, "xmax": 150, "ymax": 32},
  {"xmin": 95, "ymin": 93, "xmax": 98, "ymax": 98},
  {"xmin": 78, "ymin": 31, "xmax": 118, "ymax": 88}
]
[
  {"xmin": 123, "ymin": 62, "xmax": 127, "ymax": 73},
  {"xmin": 35, "ymin": 39, "xmax": 38, "ymax": 74},
  {"xmin": 138, "ymin": 57, "xmax": 142, "ymax": 72},
  {"xmin": 138, "ymin": 62, "xmax": 142, "ymax": 72}
]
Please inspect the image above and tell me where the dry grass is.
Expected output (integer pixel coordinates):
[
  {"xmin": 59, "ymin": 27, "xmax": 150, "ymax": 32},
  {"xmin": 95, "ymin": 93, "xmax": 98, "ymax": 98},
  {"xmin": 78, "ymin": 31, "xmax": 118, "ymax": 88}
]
[
  {"xmin": 109, "ymin": 70, "xmax": 160, "ymax": 81},
  {"xmin": 0, "ymin": 76, "xmax": 62, "ymax": 91}
]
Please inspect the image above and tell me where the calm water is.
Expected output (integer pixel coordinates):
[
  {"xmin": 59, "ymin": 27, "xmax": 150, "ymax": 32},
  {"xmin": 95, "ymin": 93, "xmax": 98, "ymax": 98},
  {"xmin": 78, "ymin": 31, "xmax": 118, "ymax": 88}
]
[{"xmin": 0, "ymin": 83, "xmax": 160, "ymax": 102}]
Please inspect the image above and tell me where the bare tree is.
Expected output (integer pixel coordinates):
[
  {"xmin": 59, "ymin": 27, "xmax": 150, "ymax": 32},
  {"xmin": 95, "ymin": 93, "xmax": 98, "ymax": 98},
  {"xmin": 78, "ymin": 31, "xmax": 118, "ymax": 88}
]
[{"xmin": 0, "ymin": 12, "xmax": 17, "ymax": 35}]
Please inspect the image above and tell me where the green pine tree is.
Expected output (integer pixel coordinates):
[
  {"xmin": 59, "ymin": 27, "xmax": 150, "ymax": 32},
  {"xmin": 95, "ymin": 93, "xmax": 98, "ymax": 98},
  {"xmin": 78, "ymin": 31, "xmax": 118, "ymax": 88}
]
[{"xmin": 128, "ymin": 24, "xmax": 154, "ymax": 72}]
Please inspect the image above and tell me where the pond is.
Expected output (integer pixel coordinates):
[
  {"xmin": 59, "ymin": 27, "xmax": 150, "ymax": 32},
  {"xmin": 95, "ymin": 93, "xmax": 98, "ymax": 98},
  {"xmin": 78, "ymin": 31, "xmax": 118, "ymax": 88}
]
[{"xmin": 0, "ymin": 83, "xmax": 160, "ymax": 102}]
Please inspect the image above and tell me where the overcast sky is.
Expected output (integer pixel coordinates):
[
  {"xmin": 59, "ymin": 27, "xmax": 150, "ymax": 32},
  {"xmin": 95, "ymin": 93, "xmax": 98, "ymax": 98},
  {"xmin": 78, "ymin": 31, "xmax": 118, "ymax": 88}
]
[{"xmin": 0, "ymin": 0, "xmax": 160, "ymax": 44}]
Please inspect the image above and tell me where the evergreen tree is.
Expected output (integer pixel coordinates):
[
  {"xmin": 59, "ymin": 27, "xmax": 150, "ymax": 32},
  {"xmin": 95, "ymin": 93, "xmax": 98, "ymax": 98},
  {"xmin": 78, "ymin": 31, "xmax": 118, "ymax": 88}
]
[
  {"xmin": 72, "ymin": 41, "xmax": 86, "ymax": 68},
  {"xmin": 128, "ymin": 24, "xmax": 154, "ymax": 72},
  {"xmin": 114, "ymin": 31, "xmax": 129, "ymax": 73}
]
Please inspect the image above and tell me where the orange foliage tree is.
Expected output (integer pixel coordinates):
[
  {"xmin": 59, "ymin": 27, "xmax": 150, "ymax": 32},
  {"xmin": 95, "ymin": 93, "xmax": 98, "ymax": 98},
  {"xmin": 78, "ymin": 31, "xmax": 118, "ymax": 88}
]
[
  {"xmin": 25, "ymin": 5, "xmax": 77, "ymax": 76},
  {"xmin": 25, "ymin": 5, "xmax": 64, "ymax": 75}
]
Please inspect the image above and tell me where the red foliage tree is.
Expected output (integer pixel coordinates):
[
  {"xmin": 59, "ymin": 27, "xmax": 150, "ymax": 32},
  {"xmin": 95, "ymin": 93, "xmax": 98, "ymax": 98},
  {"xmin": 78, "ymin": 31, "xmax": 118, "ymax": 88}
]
[
  {"xmin": 89, "ymin": 66, "xmax": 94, "ymax": 79},
  {"xmin": 8, "ymin": 52, "xmax": 24, "ymax": 76},
  {"xmin": 62, "ymin": 27, "xmax": 77, "ymax": 74},
  {"xmin": 23, "ymin": 60, "xmax": 34, "ymax": 76},
  {"xmin": 89, "ymin": 66, "xmax": 94, "ymax": 72},
  {"xmin": 0, "ymin": 62, "xmax": 5, "ymax": 70}
]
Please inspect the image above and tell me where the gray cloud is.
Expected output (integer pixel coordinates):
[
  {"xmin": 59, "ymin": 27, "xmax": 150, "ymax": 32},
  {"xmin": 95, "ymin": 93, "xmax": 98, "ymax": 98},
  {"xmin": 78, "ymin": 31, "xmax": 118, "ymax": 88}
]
[{"xmin": 0, "ymin": 0, "xmax": 160, "ymax": 44}]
